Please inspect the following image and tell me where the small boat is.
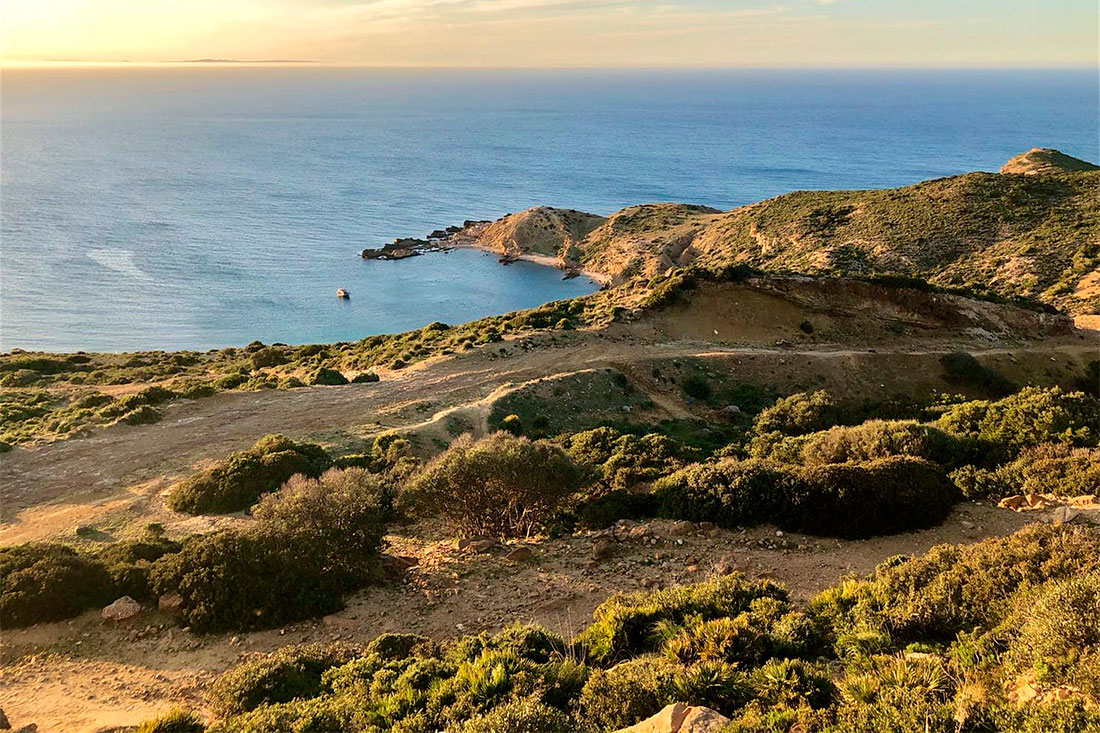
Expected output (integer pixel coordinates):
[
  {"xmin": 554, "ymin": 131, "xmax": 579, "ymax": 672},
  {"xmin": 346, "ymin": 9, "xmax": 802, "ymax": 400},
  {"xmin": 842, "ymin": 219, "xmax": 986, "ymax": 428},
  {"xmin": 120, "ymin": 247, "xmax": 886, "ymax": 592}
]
[{"xmin": 336, "ymin": 288, "xmax": 350, "ymax": 299}]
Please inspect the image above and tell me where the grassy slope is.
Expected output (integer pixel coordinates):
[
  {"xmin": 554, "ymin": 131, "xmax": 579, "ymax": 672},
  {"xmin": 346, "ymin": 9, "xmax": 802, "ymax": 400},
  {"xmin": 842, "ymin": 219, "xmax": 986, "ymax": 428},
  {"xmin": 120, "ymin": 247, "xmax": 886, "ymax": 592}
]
[{"xmin": 573, "ymin": 171, "xmax": 1100, "ymax": 315}]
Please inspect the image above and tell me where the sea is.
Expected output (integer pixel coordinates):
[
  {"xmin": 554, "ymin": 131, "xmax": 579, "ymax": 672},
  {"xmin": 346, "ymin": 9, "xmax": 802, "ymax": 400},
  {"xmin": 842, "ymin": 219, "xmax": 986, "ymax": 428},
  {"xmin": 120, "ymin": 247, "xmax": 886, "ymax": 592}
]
[{"xmin": 2, "ymin": 68, "xmax": 1096, "ymax": 352}]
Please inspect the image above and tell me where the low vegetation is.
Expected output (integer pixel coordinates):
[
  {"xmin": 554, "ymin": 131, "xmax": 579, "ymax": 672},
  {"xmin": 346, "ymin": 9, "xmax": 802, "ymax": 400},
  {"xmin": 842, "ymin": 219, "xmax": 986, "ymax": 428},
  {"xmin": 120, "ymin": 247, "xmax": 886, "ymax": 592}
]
[{"xmin": 158, "ymin": 524, "xmax": 1099, "ymax": 732}]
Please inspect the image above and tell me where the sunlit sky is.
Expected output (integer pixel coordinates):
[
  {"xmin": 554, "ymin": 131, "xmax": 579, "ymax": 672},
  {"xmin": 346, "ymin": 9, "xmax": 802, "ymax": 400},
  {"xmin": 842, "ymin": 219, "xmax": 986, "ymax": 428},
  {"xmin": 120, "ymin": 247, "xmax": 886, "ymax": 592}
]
[{"xmin": 2, "ymin": 0, "xmax": 1097, "ymax": 68}]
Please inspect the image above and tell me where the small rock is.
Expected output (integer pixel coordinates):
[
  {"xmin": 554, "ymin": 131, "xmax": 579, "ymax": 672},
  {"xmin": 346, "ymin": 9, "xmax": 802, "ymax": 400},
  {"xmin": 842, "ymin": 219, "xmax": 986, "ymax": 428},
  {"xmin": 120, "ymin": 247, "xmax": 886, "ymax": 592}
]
[
  {"xmin": 592, "ymin": 540, "xmax": 614, "ymax": 561},
  {"xmin": 1051, "ymin": 506, "xmax": 1083, "ymax": 526},
  {"xmin": 998, "ymin": 495, "xmax": 1028, "ymax": 511},
  {"xmin": 775, "ymin": 530, "xmax": 784, "ymax": 538},
  {"xmin": 158, "ymin": 593, "xmax": 184, "ymax": 613},
  {"xmin": 712, "ymin": 559, "xmax": 738, "ymax": 576},
  {"xmin": 506, "ymin": 546, "xmax": 534, "ymax": 563},
  {"xmin": 0, "ymin": 707, "xmax": 8, "ymax": 729},
  {"xmin": 668, "ymin": 520, "xmax": 694, "ymax": 537},
  {"xmin": 101, "ymin": 596, "xmax": 141, "ymax": 622},
  {"xmin": 960, "ymin": 520, "xmax": 975, "ymax": 530},
  {"xmin": 1069, "ymin": 494, "xmax": 1098, "ymax": 506},
  {"xmin": 463, "ymin": 538, "xmax": 498, "ymax": 554}
]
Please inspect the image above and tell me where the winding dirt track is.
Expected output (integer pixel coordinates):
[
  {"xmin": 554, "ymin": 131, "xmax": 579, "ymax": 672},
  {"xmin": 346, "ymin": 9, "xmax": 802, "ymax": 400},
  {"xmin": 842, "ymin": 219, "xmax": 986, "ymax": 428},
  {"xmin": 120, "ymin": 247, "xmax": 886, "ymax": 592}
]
[{"xmin": 2, "ymin": 325, "xmax": 1094, "ymax": 526}]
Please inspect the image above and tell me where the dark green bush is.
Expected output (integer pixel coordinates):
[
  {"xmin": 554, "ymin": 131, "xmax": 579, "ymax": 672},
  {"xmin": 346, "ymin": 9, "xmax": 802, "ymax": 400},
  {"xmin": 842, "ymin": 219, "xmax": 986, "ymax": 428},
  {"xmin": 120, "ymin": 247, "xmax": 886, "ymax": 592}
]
[
  {"xmin": 459, "ymin": 696, "xmax": 574, "ymax": 733},
  {"xmin": 939, "ymin": 351, "xmax": 1015, "ymax": 396},
  {"xmin": 754, "ymin": 391, "xmax": 845, "ymax": 437},
  {"xmin": 937, "ymin": 387, "xmax": 1099, "ymax": 460},
  {"xmin": 573, "ymin": 489, "xmax": 659, "ymax": 529},
  {"xmin": 681, "ymin": 374, "xmax": 713, "ymax": 402},
  {"xmin": 250, "ymin": 347, "xmax": 289, "ymax": 370},
  {"xmin": 575, "ymin": 656, "xmax": 675, "ymax": 730},
  {"xmin": 166, "ymin": 434, "xmax": 331, "ymax": 515},
  {"xmin": 576, "ymin": 573, "xmax": 787, "ymax": 664},
  {"xmin": 653, "ymin": 459, "xmax": 788, "ymax": 528},
  {"xmin": 154, "ymin": 468, "xmax": 388, "ymax": 632},
  {"xmin": 794, "ymin": 420, "xmax": 970, "ymax": 468},
  {"xmin": 782, "ymin": 457, "xmax": 958, "ymax": 539},
  {"xmin": 0, "ymin": 543, "xmax": 112, "ymax": 627},
  {"xmin": 351, "ymin": 371, "xmax": 380, "ymax": 383},
  {"xmin": 208, "ymin": 643, "xmax": 360, "ymax": 716},
  {"xmin": 951, "ymin": 444, "xmax": 1099, "ymax": 499},
  {"xmin": 402, "ymin": 432, "xmax": 587, "ymax": 538},
  {"xmin": 310, "ymin": 367, "xmax": 349, "ymax": 385}
]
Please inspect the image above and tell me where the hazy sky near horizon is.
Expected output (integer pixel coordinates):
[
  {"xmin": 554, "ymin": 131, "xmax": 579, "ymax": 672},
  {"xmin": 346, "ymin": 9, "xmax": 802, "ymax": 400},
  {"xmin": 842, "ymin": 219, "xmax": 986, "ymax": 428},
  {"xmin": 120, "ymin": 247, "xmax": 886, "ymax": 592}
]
[{"xmin": 3, "ymin": 0, "xmax": 1098, "ymax": 68}]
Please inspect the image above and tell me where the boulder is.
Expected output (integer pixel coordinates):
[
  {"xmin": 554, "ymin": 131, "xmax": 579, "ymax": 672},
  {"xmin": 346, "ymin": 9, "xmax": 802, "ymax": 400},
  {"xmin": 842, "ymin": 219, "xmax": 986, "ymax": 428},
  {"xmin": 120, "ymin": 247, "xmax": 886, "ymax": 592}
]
[
  {"xmin": 158, "ymin": 593, "xmax": 184, "ymax": 613},
  {"xmin": 101, "ymin": 596, "xmax": 141, "ymax": 622},
  {"xmin": 613, "ymin": 703, "xmax": 731, "ymax": 733}
]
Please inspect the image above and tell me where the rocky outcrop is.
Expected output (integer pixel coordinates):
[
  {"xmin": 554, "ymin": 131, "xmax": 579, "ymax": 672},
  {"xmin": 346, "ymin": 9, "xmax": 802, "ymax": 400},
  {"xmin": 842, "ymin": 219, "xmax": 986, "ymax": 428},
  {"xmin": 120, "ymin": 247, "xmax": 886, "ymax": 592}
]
[
  {"xmin": 613, "ymin": 703, "xmax": 731, "ymax": 733},
  {"xmin": 1000, "ymin": 148, "xmax": 1099, "ymax": 175}
]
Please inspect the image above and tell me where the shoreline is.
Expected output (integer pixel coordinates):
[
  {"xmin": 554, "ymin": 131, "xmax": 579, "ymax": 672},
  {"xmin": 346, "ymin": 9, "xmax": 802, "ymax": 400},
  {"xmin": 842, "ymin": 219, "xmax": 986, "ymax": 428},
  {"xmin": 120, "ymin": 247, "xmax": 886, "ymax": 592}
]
[{"xmin": 450, "ymin": 241, "xmax": 612, "ymax": 287}]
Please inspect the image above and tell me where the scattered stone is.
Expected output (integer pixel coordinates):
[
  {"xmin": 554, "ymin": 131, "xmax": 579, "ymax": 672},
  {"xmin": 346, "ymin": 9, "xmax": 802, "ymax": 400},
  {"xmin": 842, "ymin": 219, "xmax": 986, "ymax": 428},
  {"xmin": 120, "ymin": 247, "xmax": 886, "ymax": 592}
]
[
  {"xmin": 775, "ymin": 530, "xmax": 784, "ymax": 538},
  {"xmin": 960, "ymin": 520, "xmax": 975, "ymax": 530},
  {"xmin": 592, "ymin": 540, "xmax": 614, "ymax": 561},
  {"xmin": 158, "ymin": 593, "xmax": 184, "ymax": 613},
  {"xmin": 1069, "ymin": 494, "xmax": 1099, "ymax": 506},
  {"xmin": 101, "ymin": 596, "xmax": 141, "ymax": 622},
  {"xmin": 506, "ymin": 546, "xmax": 535, "ymax": 563}
]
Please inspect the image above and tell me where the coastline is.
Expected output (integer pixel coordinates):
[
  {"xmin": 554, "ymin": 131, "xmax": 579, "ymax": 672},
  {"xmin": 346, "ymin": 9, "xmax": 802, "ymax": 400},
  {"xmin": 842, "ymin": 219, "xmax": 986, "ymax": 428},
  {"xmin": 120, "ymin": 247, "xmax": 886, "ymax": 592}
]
[{"xmin": 450, "ymin": 241, "xmax": 612, "ymax": 287}]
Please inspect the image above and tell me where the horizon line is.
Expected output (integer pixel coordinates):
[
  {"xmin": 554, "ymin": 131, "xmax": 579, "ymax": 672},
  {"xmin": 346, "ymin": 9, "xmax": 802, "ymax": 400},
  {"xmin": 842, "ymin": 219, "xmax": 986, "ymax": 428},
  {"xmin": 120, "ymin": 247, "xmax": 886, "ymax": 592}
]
[{"xmin": 3, "ymin": 60, "xmax": 1099, "ymax": 71}]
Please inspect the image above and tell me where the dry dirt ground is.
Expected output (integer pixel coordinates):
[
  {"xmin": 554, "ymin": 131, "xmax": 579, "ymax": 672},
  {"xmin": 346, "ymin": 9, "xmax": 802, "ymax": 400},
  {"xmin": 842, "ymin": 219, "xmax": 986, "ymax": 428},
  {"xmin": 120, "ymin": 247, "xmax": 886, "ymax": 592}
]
[{"xmin": 1, "ymin": 285, "xmax": 1097, "ymax": 731}]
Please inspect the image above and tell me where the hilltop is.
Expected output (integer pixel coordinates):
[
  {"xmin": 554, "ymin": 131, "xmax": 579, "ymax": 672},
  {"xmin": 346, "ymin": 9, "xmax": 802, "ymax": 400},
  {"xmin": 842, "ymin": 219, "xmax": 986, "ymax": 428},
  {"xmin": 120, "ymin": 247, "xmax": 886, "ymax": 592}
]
[{"xmin": 459, "ymin": 150, "xmax": 1099, "ymax": 315}]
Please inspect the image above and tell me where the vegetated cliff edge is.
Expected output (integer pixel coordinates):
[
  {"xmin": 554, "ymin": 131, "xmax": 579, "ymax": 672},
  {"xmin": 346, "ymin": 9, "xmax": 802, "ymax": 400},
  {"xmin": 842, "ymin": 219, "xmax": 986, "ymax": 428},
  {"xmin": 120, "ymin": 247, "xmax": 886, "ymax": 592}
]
[{"xmin": 464, "ymin": 149, "xmax": 1100, "ymax": 315}]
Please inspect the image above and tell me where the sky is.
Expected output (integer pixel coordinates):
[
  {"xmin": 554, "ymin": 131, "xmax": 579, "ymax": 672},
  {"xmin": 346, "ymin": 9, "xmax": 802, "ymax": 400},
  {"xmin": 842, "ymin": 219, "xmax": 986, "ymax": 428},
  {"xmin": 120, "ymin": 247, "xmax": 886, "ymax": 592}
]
[{"xmin": 2, "ymin": 0, "xmax": 1098, "ymax": 68}]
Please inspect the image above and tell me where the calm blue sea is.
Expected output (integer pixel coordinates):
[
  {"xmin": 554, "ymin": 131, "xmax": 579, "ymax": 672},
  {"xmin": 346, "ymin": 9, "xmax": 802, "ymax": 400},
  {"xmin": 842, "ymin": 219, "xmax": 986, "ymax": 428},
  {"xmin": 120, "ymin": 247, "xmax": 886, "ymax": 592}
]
[{"xmin": 2, "ymin": 68, "xmax": 1097, "ymax": 352}]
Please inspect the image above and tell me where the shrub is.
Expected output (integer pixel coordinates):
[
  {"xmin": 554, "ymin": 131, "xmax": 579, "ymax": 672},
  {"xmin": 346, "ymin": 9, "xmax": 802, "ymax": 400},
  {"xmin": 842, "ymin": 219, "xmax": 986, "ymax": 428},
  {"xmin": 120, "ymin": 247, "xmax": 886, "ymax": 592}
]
[
  {"xmin": 937, "ymin": 387, "xmax": 1099, "ymax": 459},
  {"xmin": 166, "ymin": 434, "xmax": 331, "ymax": 515},
  {"xmin": 95, "ymin": 534, "xmax": 182, "ymax": 601},
  {"xmin": 459, "ymin": 696, "xmax": 574, "ymax": 733},
  {"xmin": 653, "ymin": 459, "xmax": 787, "ymax": 528},
  {"xmin": 681, "ymin": 374, "xmax": 713, "ymax": 402},
  {"xmin": 754, "ymin": 391, "xmax": 844, "ymax": 436},
  {"xmin": 208, "ymin": 643, "xmax": 360, "ymax": 716},
  {"xmin": 939, "ymin": 351, "xmax": 1015, "ymax": 396},
  {"xmin": 154, "ymin": 469, "xmax": 387, "ymax": 632},
  {"xmin": 250, "ymin": 347, "xmax": 289, "ymax": 370},
  {"xmin": 576, "ymin": 573, "xmax": 787, "ymax": 664},
  {"xmin": 782, "ymin": 457, "xmax": 958, "ymax": 539},
  {"xmin": 951, "ymin": 444, "xmax": 1100, "ymax": 499},
  {"xmin": 352, "ymin": 371, "xmax": 380, "ymax": 384},
  {"xmin": 573, "ymin": 489, "xmax": 659, "ymax": 529},
  {"xmin": 402, "ymin": 432, "xmax": 587, "ymax": 538},
  {"xmin": 810, "ymin": 524, "xmax": 1100, "ymax": 644},
  {"xmin": 576, "ymin": 656, "xmax": 674, "ymax": 730},
  {"xmin": 0, "ymin": 543, "xmax": 112, "ymax": 627},
  {"xmin": 500, "ymin": 414, "xmax": 524, "ymax": 436},
  {"xmin": 310, "ymin": 368, "xmax": 348, "ymax": 386},
  {"xmin": 795, "ymin": 420, "xmax": 969, "ymax": 468},
  {"xmin": 136, "ymin": 708, "xmax": 206, "ymax": 733}
]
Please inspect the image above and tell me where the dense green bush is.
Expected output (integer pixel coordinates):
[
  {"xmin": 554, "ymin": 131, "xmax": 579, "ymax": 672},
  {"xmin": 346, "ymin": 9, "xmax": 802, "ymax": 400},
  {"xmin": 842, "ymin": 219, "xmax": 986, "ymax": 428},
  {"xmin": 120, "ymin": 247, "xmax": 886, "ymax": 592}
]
[
  {"xmin": 653, "ymin": 459, "xmax": 787, "ymax": 528},
  {"xmin": 754, "ymin": 391, "xmax": 845, "ymax": 437},
  {"xmin": 403, "ymin": 432, "xmax": 587, "ymax": 538},
  {"xmin": 783, "ymin": 457, "xmax": 958, "ymax": 539},
  {"xmin": 310, "ymin": 367, "xmax": 349, "ymax": 385},
  {"xmin": 793, "ymin": 420, "xmax": 969, "ymax": 468},
  {"xmin": 576, "ymin": 573, "xmax": 787, "ymax": 664},
  {"xmin": 459, "ymin": 696, "xmax": 575, "ymax": 733},
  {"xmin": 153, "ymin": 468, "xmax": 387, "ymax": 631},
  {"xmin": 576, "ymin": 656, "xmax": 675, "ymax": 730},
  {"xmin": 166, "ymin": 434, "xmax": 331, "ymax": 515},
  {"xmin": 208, "ymin": 643, "xmax": 360, "ymax": 716},
  {"xmin": 0, "ymin": 543, "xmax": 113, "ymax": 626},
  {"xmin": 951, "ymin": 444, "xmax": 1100, "ymax": 499},
  {"xmin": 937, "ymin": 386, "xmax": 1099, "ymax": 460}
]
